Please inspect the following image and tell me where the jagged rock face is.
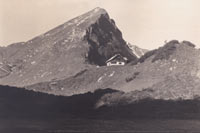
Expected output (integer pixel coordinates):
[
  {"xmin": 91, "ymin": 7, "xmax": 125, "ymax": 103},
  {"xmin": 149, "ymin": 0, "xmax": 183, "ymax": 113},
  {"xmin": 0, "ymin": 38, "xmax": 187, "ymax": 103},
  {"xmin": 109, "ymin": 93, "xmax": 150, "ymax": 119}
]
[
  {"xmin": 84, "ymin": 14, "xmax": 136, "ymax": 65},
  {"xmin": 127, "ymin": 43, "xmax": 148, "ymax": 58},
  {"xmin": 0, "ymin": 7, "xmax": 137, "ymax": 87}
]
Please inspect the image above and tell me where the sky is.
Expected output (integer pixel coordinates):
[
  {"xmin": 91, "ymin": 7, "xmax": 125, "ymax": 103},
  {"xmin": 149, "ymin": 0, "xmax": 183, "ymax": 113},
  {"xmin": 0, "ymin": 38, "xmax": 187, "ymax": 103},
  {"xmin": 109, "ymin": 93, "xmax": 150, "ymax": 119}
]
[{"xmin": 0, "ymin": 0, "xmax": 200, "ymax": 49}]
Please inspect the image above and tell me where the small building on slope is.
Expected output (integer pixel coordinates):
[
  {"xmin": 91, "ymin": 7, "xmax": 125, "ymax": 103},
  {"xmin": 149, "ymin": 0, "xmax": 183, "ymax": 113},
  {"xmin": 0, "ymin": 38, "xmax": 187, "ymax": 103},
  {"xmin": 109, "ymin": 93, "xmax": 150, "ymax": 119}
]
[{"xmin": 106, "ymin": 54, "xmax": 128, "ymax": 66}]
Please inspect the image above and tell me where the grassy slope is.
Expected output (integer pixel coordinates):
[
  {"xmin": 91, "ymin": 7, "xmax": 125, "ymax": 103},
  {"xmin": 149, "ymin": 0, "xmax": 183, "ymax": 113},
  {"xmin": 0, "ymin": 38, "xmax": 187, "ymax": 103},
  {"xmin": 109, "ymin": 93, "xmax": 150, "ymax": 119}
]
[{"xmin": 27, "ymin": 41, "xmax": 200, "ymax": 102}]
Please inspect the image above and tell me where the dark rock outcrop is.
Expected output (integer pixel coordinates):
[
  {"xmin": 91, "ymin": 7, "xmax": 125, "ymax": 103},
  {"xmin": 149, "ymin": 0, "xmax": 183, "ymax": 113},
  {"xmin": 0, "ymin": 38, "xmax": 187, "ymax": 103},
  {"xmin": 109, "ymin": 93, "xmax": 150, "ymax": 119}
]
[{"xmin": 84, "ymin": 14, "xmax": 136, "ymax": 65}]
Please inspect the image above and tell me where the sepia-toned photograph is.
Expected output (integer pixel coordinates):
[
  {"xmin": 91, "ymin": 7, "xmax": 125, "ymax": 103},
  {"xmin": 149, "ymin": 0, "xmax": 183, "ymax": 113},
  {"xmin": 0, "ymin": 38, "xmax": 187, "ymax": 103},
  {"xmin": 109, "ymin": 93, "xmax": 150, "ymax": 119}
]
[{"xmin": 1, "ymin": 0, "xmax": 200, "ymax": 132}]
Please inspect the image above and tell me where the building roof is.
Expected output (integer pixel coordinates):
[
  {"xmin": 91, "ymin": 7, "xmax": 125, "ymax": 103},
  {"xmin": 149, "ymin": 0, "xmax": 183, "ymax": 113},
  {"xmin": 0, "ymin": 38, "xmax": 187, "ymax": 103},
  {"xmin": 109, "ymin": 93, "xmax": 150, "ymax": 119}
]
[{"xmin": 106, "ymin": 54, "xmax": 127, "ymax": 63}]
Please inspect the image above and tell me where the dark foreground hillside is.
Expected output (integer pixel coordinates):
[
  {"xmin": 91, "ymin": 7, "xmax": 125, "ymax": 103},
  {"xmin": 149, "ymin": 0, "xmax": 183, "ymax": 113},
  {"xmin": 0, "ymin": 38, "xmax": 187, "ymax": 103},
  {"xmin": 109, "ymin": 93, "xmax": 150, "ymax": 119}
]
[{"xmin": 1, "ymin": 85, "xmax": 200, "ymax": 132}]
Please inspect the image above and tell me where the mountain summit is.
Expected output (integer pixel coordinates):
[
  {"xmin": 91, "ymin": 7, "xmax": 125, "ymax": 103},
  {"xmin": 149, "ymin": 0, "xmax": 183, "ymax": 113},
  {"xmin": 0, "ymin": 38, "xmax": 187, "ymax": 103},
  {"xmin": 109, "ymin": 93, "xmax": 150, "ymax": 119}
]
[
  {"xmin": 2, "ymin": 8, "xmax": 199, "ymax": 101},
  {"xmin": 0, "ymin": 8, "xmax": 138, "ymax": 87}
]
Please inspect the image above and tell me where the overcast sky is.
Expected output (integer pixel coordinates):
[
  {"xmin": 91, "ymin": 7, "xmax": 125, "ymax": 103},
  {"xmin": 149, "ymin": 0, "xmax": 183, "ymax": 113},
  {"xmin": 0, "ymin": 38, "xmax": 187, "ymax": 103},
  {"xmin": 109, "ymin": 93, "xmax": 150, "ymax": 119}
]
[{"xmin": 0, "ymin": 0, "xmax": 200, "ymax": 49}]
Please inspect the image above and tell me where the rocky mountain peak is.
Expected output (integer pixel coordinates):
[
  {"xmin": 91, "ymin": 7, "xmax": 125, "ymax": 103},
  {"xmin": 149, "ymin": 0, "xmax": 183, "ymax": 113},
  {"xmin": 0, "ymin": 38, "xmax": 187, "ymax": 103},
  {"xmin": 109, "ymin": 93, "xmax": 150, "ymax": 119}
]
[
  {"xmin": 89, "ymin": 7, "xmax": 107, "ymax": 15},
  {"xmin": 0, "ymin": 8, "xmax": 137, "ymax": 87},
  {"xmin": 3, "ymin": 8, "xmax": 199, "ymax": 103},
  {"xmin": 126, "ymin": 43, "xmax": 148, "ymax": 58},
  {"xmin": 83, "ymin": 13, "xmax": 137, "ymax": 65}
]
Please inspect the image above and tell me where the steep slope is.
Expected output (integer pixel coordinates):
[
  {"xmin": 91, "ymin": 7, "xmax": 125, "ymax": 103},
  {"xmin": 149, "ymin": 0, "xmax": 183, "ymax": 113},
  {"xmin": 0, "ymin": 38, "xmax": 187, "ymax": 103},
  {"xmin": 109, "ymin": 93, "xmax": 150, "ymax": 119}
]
[
  {"xmin": 127, "ymin": 42, "xmax": 148, "ymax": 58},
  {"xmin": 0, "ymin": 42, "xmax": 26, "ymax": 78},
  {"xmin": 122, "ymin": 40, "xmax": 200, "ymax": 96},
  {"xmin": 0, "ymin": 7, "xmax": 137, "ymax": 87},
  {"xmin": 27, "ymin": 40, "xmax": 200, "ymax": 98},
  {"xmin": 95, "ymin": 40, "xmax": 200, "ymax": 106},
  {"xmin": 1, "ymin": 7, "xmax": 200, "ymax": 101}
]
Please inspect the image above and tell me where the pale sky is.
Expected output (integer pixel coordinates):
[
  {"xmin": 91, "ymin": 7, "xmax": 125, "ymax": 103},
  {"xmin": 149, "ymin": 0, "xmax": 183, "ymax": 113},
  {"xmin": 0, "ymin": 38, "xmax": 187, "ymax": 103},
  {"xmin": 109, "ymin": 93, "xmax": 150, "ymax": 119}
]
[{"xmin": 0, "ymin": 0, "xmax": 200, "ymax": 49}]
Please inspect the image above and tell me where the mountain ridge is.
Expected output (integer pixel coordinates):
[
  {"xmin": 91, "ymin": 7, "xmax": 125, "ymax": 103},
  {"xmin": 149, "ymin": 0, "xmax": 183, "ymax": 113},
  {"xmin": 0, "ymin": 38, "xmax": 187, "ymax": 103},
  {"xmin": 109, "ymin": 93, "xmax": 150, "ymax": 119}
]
[
  {"xmin": 127, "ymin": 42, "xmax": 148, "ymax": 58},
  {"xmin": 0, "ymin": 7, "xmax": 139, "ymax": 87},
  {"xmin": 1, "ymin": 8, "xmax": 200, "ymax": 103},
  {"xmin": 27, "ymin": 40, "xmax": 200, "ymax": 98}
]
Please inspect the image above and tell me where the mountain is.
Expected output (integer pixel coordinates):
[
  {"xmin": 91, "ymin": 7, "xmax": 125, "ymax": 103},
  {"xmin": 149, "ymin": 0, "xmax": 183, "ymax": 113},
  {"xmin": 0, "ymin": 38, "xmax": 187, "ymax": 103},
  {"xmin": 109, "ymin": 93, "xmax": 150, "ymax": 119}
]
[
  {"xmin": 127, "ymin": 42, "xmax": 148, "ymax": 58},
  {"xmin": 0, "ymin": 7, "xmax": 137, "ymax": 87},
  {"xmin": 96, "ymin": 40, "xmax": 200, "ymax": 107},
  {"xmin": 1, "ymin": 8, "xmax": 200, "ymax": 103},
  {"xmin": 27, "ymin": 40, "xmax": 200, "ymax": 98}
]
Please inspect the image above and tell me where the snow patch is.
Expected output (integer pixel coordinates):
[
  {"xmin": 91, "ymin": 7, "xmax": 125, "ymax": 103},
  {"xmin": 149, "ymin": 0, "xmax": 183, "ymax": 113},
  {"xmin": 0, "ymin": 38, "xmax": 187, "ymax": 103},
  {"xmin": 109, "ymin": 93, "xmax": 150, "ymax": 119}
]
[
  {"xmin": 72, "ymin": 29, "xmax": 76, "ymax": 36},
  {"xmin": 97, "ymin": 76, "xmax": 103, "ymax": 82},
  {"xmin": 68, "ymin": 29, "xmax": 77, "ymax": 42},
  {"xmin": 77, "ymin": 19, "xmax": 85, "ymax": 26},
  {"xmin": 76, "ymin": 16, "xmax": 89, "ymax": 26},
  {"xmin": 41, "ymin": 72, "xmax": 48, "ymax": 78},
  {"xmin": 0, "ymin": 66, "xmax": 10, "ymax": 73},
  {"xmin": 172, "ymin": 59, "xmax": 176, "ymax": 62},
  {"xmin": 31, "ymin": 61, "xmax": 36, "ymax": 65},
  {"xmin": 109, "ymin": 71, "xmax": 115, "ymax": 77},
  {"xmin": 130, "ymin": 47, "xmax": 140, "ymax": 58},
  {"xmin": 196, "ymin": 70, "xmax": 200, "ymax": 78},
  {"xmin": 139, "ymin": 48, "xmax": 145, "ymax": 56},
  {"xmin": 98, "ymin": 73, "xmax": 107, "ymax": 82}
]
